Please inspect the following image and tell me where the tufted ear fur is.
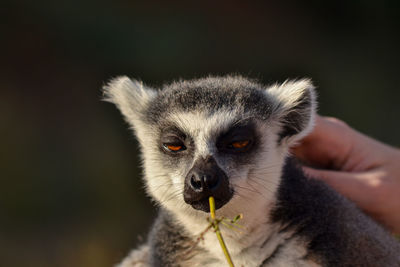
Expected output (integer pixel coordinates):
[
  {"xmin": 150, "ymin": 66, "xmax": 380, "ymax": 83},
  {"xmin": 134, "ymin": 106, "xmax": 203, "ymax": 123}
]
[
  {"xmin": 267, "ymin": 79, "xmax": 317, "ymax": 145},
  {"xmin": 103, "ymin": 76, "xmax": 157, "ymax": 128}
]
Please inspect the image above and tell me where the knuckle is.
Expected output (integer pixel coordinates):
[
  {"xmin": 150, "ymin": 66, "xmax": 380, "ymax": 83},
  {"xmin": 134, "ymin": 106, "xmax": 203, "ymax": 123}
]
[{"xmin": 325, "ymin": 117, "xmax": 349, "ymax": 129}]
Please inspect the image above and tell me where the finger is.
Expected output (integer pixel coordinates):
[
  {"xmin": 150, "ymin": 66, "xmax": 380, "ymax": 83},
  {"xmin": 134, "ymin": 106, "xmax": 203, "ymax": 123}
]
[
  {"xmin": 292, "ymin": 116, "xmax": 354, "ymax": 169},
  {"xmin": 302, "ymin": 166, "xmax": 377, "ymax": 210}
]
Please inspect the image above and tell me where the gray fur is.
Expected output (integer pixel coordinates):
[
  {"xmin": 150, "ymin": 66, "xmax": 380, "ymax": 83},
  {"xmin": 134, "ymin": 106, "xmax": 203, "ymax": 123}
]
[
  {"xmin": 144, "ymin": 76, "xmax": 274, "ymax": 124},
  {"xmin": 105, "ymin": 75, "xmax": 400, "ymax": 267}
]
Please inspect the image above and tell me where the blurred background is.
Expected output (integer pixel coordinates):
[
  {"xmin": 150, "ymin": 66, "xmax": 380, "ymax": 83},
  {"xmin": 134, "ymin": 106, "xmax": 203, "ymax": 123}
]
[{"xmin": 1, "ymin": 1, "xmax": 399, "ymax": 266}]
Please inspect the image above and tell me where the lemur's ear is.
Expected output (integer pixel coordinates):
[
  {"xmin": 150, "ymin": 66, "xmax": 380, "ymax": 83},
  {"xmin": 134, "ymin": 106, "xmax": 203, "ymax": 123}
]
[
  {"xmin": 103, "ymin": 76, "xmax": 157, "ymax": 126},
  {"xmin": 267, "ymin": 79, "xmax": 317, "ymax": 145}
]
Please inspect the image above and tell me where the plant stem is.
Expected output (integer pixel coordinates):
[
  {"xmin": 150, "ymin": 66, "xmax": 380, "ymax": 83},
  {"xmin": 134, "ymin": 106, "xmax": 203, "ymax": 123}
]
[{"xmin": 209, "ymin": 196, "xmax": 235, "ymax": 267}]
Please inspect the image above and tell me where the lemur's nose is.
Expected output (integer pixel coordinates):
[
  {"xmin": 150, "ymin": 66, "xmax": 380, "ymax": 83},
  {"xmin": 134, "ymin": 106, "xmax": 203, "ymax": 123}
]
[
  {"xmin": 184, "ymin": 156, "xmax": 233, "ymax": 212},
  {"xmin": 189, "ymin": 170, "xmax": 220, "ymax": 192}
]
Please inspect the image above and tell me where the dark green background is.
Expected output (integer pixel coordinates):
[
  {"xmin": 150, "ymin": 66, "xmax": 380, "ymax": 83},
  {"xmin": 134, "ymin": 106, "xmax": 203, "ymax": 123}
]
[{"xmin": 1, "ymin": 1, "xmax": 399, "ymax": 266}]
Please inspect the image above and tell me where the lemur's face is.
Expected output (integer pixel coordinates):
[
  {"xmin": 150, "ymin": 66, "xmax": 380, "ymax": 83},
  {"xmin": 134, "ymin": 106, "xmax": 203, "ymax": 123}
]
[
  {"xmin": 105, "ymin": 76, "xmax": 315, "ymax": 217},
  {"xmin": 156, "ymin": 112, "xmax": 261, "ymax": 212}
]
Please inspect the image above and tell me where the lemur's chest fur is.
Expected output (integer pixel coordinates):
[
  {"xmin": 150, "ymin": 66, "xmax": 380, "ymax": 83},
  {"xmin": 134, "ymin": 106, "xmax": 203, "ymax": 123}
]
[{"xmin": 148, "ymin": 206, "xmax": 321, "ymax": 267}]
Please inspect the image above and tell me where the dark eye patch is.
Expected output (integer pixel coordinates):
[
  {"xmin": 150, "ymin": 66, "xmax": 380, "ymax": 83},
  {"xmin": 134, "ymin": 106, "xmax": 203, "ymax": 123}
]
[
  {"xmin": 160, "ymin": 126, "xmax": 191, "ymax": 154},
  {"xmin": 216, "ymin": 121, "xmax": 257, "ymax": 153},
  {"xmin": 162, "ymin": 135, "xmax": 184, "ymax": 145},
  {"xmin": 161, "ymin": 126, "xmax": 186, "ymax": 140}
]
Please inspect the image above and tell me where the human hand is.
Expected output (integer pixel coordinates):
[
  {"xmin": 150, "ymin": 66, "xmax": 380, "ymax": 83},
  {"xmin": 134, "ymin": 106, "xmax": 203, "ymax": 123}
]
[{"xmin": 292, "ymin": 115, "xmax": 400, "ymax": 234}]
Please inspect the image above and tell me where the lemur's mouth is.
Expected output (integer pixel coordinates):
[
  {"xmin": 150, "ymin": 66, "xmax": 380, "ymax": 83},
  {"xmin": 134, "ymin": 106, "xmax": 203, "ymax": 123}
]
[{"xmin": 190, "ymin": 196, "xmax": 228, "ymax": 212}]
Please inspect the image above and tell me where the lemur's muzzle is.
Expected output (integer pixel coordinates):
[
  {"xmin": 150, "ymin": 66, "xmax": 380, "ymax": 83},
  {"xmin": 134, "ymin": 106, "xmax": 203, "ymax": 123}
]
[{"xmin": 183, "ymin": 156, "xmax": 233, "ymax": 212}]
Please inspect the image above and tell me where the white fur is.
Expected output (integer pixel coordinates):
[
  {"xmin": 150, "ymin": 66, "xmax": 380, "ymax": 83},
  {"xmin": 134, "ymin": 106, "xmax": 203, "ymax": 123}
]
[
  {"xmin": 103, "ymin": 76, "xmax": 158, "ymax": 144},
  {"xmin": 267, "ymin": 79, "xmax": 317, "ymax": 144},
  {"xmin": 117, "ymin": 245, "xmax": 149, "ymax": 267}
]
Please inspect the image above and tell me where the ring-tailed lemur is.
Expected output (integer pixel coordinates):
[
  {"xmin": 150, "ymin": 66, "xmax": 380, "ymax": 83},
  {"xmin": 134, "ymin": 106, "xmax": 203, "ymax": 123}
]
[{"xmin": 104, "ymin": 76, "xmax": 400, "ymax": 267}]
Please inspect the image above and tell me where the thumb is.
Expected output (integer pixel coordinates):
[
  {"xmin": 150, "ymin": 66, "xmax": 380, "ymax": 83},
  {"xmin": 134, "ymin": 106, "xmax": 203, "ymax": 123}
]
[{"xmin": 302, "ymin": 166, "xmax": 375, "ymax": 209}]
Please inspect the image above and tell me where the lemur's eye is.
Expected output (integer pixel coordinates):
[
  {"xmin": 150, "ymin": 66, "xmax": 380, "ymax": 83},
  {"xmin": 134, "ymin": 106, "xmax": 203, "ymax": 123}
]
[
  {"xmin": 230, "ymin": 140, "xmax": 250, "ymax": 149},
  {"xmin": 163, "ymin": 144, "xmax": 186, "ymax": 152}
]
